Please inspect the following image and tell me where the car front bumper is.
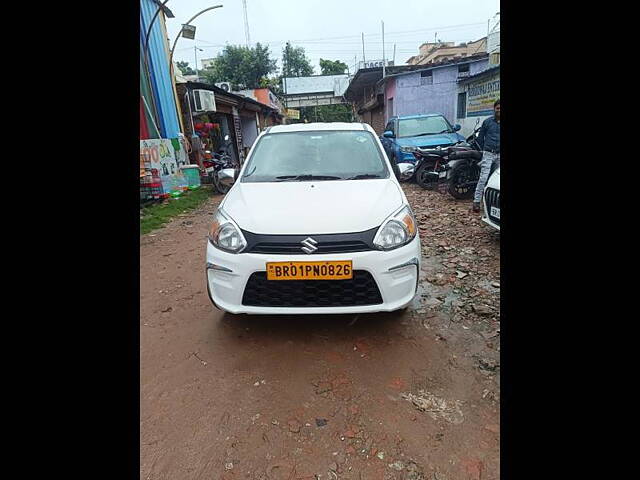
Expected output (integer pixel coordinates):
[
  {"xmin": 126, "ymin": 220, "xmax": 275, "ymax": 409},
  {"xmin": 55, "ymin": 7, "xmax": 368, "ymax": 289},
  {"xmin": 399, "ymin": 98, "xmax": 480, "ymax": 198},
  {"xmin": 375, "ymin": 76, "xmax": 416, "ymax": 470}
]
[
  {"xmin": 481, "ymin": 197, "xmax": 500, "ymax": 231},
  {"xmin": 206, "ymin": 236, "xmax": 422, "ymax": 315}
]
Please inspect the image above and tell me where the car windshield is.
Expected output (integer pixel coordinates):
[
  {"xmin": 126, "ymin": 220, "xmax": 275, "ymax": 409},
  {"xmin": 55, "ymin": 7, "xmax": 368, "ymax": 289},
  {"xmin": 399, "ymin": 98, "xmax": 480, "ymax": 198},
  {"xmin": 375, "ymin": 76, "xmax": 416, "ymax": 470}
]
[
  {"xmin": 241, "ymin": 130, "xmax": 390, "ymax": 183},
  {"xmin": 397, "ymin": 116, "xmax": 452, "ymax": 138}
]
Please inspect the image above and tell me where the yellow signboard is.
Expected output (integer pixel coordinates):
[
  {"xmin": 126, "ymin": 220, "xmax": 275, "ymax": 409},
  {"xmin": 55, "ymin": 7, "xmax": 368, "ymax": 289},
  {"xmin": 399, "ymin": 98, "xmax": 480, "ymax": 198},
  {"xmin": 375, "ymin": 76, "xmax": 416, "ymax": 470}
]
[
  {"xmin": 286, "ymin": 109, "xmax": 300, "ymax": 119},
  {"xmin": 467, "ymin": 74, "xmax": 500, "ymax": 117}
]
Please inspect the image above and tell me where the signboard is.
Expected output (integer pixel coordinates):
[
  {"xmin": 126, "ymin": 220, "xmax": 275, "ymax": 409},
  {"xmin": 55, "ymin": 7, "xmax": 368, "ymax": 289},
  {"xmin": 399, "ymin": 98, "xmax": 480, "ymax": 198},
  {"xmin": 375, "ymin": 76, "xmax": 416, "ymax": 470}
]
[
  {"xmin": 357, "ymin": 60, "xmax": 393, "ymax": 71},
  {"xmin": 140, "ymin": 139, "xmax": 188, "ymax": 194},
  {"xmin": 283, "ymin": 74, "xmax": 349, "ymax": 96},
  {"xmin": 466, "ymin": 73, "xmax": 500, "ymax": 117},
  {"xmin": 232, "ymin": 107, "xmax": 245, "ymax": 164},
  {"xmin": 286, "ymin": 109, "xmax": 300, "ymax": 119},
  {"xmin": 181, "ymin": 24, "xmax": 196, "ymax": 39}
]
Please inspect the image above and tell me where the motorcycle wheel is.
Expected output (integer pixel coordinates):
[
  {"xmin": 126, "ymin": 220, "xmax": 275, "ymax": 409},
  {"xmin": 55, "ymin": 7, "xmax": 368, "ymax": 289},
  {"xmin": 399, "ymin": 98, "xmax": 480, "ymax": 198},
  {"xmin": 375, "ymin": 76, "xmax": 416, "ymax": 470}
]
[
  {"xmin": 415, "ymin": 162, "xmax": 438, "ymax": 190},
  {"xmin": 392, "ymin": 155, "xmax": 413, "ymax": 183},
  {"xmin": 448, "ymin": 164, "xmax": 478, "ymax": 199},
  {"xmin": 212, "ymin": 173, "xmax": 230, "ymax": 195}
]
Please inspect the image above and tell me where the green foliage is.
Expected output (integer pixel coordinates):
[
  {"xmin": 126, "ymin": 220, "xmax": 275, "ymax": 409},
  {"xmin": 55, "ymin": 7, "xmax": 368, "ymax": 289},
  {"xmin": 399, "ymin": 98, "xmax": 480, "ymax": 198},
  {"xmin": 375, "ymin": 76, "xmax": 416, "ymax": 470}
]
[
  {"xmin": 140, "ymin": 186, "xmax": 212, "ymax": 235},
  {"xmin": 290, "ymin": 104, "xmax": 354, "ymax": 124},
  {"xmin": 319, "ymin": 58, "xmax": 348, "ymax": 75},
  {"xmin": 176, "ymin": 61, "xmax": 196, "ymax": 76},
  {"xmin": 282, "ymin": 41, "xmax": 314, "ymax": 77},
  {"xmin": 199, "ymin": 43, "xmax": 277, "ymax": 89},
  {"xmin": 259, "ymin": 76, "xmax": 283, "ymax": 95}
]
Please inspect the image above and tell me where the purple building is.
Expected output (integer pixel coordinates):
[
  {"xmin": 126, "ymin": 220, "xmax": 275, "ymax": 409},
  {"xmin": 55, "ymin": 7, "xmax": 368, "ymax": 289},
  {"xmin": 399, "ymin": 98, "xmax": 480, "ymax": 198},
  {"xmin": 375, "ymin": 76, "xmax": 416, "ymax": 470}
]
[{"xmin": 382, "ymin": 54, "xmax": 489, "ymax": 129}]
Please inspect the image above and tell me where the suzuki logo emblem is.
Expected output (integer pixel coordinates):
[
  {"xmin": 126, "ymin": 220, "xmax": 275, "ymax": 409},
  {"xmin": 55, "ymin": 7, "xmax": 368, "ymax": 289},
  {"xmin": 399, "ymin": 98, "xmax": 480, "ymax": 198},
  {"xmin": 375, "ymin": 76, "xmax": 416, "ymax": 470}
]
[{"xmin": 301, "ymin": 237, "xmax": 318, "ymax": 254}]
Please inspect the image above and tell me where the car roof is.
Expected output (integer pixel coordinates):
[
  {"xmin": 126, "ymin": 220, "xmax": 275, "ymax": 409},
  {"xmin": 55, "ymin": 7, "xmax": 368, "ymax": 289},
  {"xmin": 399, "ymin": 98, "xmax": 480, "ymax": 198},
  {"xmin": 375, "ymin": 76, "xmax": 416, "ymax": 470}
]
[{"xmin": 266, "ymin": 122, "xmax": 374, "ymax": 134}]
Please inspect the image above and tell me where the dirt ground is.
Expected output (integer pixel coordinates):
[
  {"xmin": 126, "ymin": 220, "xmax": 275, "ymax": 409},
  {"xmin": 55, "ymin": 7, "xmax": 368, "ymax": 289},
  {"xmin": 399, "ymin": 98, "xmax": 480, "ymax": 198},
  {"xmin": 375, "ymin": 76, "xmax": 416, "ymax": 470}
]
[{"xmin": 140, "ymin": 183, "xmax": 500, "ymax": 480}]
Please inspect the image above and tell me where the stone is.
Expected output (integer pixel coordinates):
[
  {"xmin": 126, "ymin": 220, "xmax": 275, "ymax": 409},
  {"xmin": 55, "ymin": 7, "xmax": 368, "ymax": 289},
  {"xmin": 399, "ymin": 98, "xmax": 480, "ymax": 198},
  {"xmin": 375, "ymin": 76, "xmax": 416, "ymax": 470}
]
[
  {"xmin": 484, "ymin": 423, "xmax": 499, "ymax": 433},
  {"xmin": 472, "ymin": 304, "xmax": 492, "ymax": 316},
  {"xmin": 288, "ymin": 420, "xmax": 301, "ymax": 433}
]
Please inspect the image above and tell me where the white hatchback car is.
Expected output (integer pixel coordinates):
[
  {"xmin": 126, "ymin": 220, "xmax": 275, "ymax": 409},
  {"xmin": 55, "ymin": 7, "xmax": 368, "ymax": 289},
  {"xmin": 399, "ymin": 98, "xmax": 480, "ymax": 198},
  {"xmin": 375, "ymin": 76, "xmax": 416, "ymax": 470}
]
[
  {"xmin": 482, "ymin": 167, "xmax": 500, "ymax": 231},
  {"xmin": 206, "ymin": 122, "xmax": 422, "ymax": 315}
]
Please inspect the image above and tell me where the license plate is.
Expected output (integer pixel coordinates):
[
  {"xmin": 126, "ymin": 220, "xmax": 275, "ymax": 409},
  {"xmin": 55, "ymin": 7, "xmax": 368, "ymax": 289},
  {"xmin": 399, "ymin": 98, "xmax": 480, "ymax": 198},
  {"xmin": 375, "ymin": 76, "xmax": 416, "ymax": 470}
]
[
  {"xmin": 490, "ymin": 206, "xmax": 500, "ymax": 219},
  {"xmin": 266, "ymin": 260, "xmax": 353, "ymax": 281},
  {"xmin": 438, "ymin": 171, "xmax": 447, "ymax": 178},
  {"xmin": 205, "ymin": 167, "xmax": 215, "ymax": 173}
]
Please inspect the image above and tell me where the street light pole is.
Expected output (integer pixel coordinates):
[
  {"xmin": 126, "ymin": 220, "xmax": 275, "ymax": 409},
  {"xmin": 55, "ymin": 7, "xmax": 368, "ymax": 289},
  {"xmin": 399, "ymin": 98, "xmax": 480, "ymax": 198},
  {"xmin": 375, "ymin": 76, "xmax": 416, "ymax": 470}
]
[
  {"xmin": 169, "ymin": 5, "xmax": 223, "ymax": 70},
  {"xmin": 167, "ymin": 5, "xmax": 223, "ymax": 138},
  {"xmin": 194, "ymin": 46, "xmax": 203, "ymax": 81}
]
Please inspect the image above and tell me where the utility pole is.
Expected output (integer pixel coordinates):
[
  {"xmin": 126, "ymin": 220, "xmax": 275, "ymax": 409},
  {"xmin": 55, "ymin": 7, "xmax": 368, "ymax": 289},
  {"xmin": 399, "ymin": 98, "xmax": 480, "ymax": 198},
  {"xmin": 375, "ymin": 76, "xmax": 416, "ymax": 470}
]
[
  {"xmin": 242, "ymin": 0, "xmax": 251, "ymax": 47},
  {"xmin": 393, "ymin": 43, "xmax": 396, "ymax": 65},
  {"xmin": 194, "ymin": 46, "xmax": 200, "ymax": 81},
  {"xmin": 382, "ymin": 21, "xmax": 386, "ymax": 79},
  {"xmin": 362, "ymin": 33, "xmax": 366, "ymax": 64}
]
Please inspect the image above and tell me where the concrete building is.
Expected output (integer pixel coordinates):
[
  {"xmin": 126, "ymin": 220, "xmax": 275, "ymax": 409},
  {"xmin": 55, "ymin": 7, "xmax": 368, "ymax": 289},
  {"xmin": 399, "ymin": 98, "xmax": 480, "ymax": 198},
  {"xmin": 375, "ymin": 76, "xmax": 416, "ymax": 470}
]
[
  {"xmin": 407, "ymin": 37, "xmax": 487, "ymax": 66},
  {"xmin": 235, "ymin": 88, "xmax": 285, "ymax": 115},
  {"xmin": 200, "ymin": 58, "xmax": 215, "ymax": 69},
  {"xmin": 383, "ymin": 54, "xmax": 489, "ymax": 129},
  {"xmin": 344, "ymin": 55, "xmax": 490, "ymax": 135},
  {"xmin": 343, "ymin": 64, "xmax": 425, "ymax": 134}
]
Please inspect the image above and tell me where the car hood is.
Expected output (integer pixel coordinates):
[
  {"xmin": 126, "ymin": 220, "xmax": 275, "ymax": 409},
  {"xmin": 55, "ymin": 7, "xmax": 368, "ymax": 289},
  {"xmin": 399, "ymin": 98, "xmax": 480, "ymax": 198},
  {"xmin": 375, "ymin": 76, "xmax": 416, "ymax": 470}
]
[
  {"xmin": 395, "ymin": 133, "xmax": 463, "ymax": 147},
  {"xmin": 222, "ymin": 179, "xmax": 404, "ymax": 234}
]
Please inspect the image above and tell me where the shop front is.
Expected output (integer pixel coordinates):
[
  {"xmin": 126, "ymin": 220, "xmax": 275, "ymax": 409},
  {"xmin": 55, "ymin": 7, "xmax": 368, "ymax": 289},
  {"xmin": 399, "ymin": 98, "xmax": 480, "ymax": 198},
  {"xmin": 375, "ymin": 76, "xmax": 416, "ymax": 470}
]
[{"xmin": 176, "ymin": 82, "xmax": 280, "ymax": 181}]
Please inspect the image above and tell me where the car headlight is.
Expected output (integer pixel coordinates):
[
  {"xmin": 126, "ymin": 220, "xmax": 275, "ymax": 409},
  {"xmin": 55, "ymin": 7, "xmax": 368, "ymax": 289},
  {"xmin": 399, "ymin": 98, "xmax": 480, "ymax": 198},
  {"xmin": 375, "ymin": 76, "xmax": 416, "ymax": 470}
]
[
  {"xmin": 400, "ymin": 146, "xmax": 417, "ymax": 153},
  {"xmin": 208, "ymin": 209, "xmax": 247, "ymax": 253},
  {"xmin": 373, "ymin": 204, "xmax": 418, "ymax": 250}
]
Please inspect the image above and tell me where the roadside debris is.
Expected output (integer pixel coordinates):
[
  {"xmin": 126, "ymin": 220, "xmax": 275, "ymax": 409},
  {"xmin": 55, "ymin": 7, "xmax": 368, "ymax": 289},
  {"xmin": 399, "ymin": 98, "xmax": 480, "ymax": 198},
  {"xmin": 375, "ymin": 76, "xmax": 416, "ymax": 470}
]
[{"xmin": 401, "ymin": 390, "xmax": 464, "ymax": 424}]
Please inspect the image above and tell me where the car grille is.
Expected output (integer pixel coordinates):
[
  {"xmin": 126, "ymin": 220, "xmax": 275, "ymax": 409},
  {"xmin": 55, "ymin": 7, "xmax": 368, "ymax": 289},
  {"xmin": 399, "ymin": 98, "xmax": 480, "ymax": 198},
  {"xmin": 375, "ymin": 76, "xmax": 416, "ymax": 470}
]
[
  {"xmin": 484, "ymin": 187, "xmax": 500, "ymax": 225},
  {"xmin": 241, "ymin": 228, "xmax": 377, "ymax": 255},
  {"xmin": 241, "ymin": 271, "xmax": 383, "ymax": 307}
]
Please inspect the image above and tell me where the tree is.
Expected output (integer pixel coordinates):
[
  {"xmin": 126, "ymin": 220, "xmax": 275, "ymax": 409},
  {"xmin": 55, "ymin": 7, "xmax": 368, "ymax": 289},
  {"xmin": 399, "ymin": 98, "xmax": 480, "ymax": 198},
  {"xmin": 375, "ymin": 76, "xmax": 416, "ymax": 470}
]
[
  {"xmin": 282, "ymin": 42, "xmax": 314, "ymax": 78},
  {"xmin": 296, "ymin": 104, "xmax": 353, "ymax": 123},
  {"xmin": 259, "ymin": 76, "xmax": 283, "ymax": 95},
  {"xmin": 199, "ymin": 43, "xmax": 277, "ymax": 90},
  {"xmin": 319, "ymin": 58, "xmax": 348, "ymax": 75},
  {"xmin": 176, "ymin": 61, "xmax": 196, "ymax": 76}
]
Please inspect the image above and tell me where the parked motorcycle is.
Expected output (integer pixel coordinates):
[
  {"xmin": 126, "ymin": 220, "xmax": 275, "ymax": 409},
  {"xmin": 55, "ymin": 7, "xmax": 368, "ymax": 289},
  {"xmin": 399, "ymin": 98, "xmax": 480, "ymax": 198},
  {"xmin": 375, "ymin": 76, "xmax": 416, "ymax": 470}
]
[
  {"xmin": 209, "ymin": 135, "xmax": 236, "ymax": 195},
  {"xmin": 413, "ymin": 121, "xmax": 484, "ymax": 199}
]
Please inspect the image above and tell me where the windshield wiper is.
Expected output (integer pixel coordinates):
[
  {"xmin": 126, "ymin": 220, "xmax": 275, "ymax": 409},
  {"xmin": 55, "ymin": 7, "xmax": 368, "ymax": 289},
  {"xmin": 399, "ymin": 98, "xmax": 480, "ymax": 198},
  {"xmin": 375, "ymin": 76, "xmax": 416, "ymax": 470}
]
[
  {"xmin": 413, "ymin": 132, "xmax": 436, "ymax": 137},
  {"xmin": 414, "ymin": 129, "xmax": 451, "ymax": 137},
  {"xmin": 345, "ymin": 174, "xmax": 382, "ymax": 180},
  {"xmin": 243, "ymin": 165, "xmax": 257, "ymax": 177},
  {"xmin": 275, "ymin": 174, "xmax": 342, "ymax": 182}
]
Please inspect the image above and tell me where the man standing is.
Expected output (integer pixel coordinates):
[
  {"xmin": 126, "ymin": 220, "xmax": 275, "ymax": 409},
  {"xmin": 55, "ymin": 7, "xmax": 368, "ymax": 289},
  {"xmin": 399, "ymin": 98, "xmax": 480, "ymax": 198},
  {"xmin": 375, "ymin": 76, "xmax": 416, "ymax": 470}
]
[{"xmin": 472, "ymin": 99, "xmax": 500, "ymax": 212}]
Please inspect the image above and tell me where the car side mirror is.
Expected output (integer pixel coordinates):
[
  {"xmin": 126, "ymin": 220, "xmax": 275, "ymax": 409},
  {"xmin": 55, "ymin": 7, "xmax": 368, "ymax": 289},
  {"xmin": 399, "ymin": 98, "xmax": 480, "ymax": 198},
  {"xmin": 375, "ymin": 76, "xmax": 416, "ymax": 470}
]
[
  {"xmin": 383, "ymin": 130, "xmax": 394, "ymax": 138},
  {"xmin": 453, "ymin": 124, "xmax": 461, "ymax": 132},
  {"xmin": 219, "ymin": 168, "xmax": 236, "ymax": 186}
]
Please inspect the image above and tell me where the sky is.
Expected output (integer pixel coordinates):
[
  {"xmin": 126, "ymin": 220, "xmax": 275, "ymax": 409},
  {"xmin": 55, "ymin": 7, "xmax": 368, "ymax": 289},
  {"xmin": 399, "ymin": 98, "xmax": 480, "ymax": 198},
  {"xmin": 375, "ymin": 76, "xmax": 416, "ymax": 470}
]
[{"xmin": 166, "ymin": 0, "xmax": 500, "ymax": 75}]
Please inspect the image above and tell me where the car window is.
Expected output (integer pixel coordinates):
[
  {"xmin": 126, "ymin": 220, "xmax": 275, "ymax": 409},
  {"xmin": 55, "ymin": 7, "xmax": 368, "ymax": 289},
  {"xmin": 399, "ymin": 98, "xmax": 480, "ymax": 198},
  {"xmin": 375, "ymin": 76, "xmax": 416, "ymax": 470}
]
[
  {"xmin": 241, "ymin": 130, "xmax": 390, "ymax": 183},
  {"xmin": 397, "ymin": 116, "xmax": 452, "ymax": 138}
]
